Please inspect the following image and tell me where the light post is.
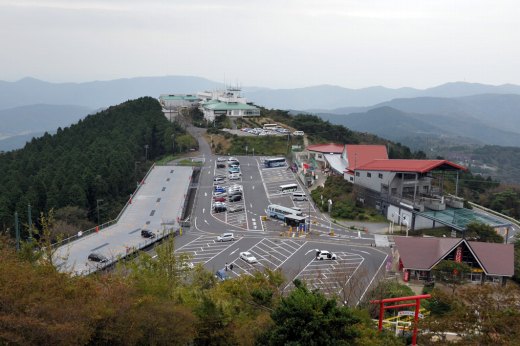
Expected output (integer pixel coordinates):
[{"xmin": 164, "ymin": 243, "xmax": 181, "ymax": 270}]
[
  {"xmin": 144, "ymin": 145, "xmax": 149, "ymax": 161},
  {"xmin": 96, "ymin": 199, "xmax": 104, "ymax": 225},
  {"xmin": 171, "ymin": 134, "xmax": 175, "ymax": 155},
  {"xmin": 328, "ymin": 199, "xmax": 333, "ymax": 235},
  {"xmin": 134, "ymin": 161, "xmax": 140, "ymax": 186}
]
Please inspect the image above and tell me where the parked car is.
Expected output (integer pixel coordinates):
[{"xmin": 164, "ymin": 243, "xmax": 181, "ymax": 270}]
[
  {"xmin": 217, "ymin": 157, "xmax": 227, "ymax": 162},
  {"xmin": 214, "ymin": 176, "xmax": 226, "ymax": 184},
  {"xmin": 214, "ymin": 186, "xmax": 226, "ymax": 193},
  {"xmin": 228, "ymin": 162, "xmax": 240, "ymax": 167},
  {"xmin": 228, "ymin": 184, "xmax": 243, "ymax": 192},
  {"xmin": 213, "ymin": 196, "xmax": 226, "ymax": 202},
  {"xmin": 88, "ymin": 252, "xmax": 108, "ymax": 263},
  {"xmin": 217, "ymin": 232, "xmax": 235, "ymax": 242},
  {"xmin": 227, "ymin": 157, "xmax": 239, "ymax": 162},
  {"xmin": 316, "ymin": 250, "xmax": 337, "ymax": 260},
  {"xmin": 228, "ymin": 205, "xmax": 244, "ymax": 213},
  {"xmin": 214, "ymin": 205, "xmax": 227, "ymax": 213},
  {"xmin": 228, "ymin": 173, "xmax": 241, "ymax": 180},
  {"xmin": 141, "ymin": 229, "xmax": 156, "ymax": 238},
  {"xmin": 216, "ymin": 163, "xmax": 226, "ymax": 169},
  {"xmin": 215, "ymin": 269, "xmax": 229, "ymax": 281},
  {"xmin": 240, "ymin": 251, "xmax": 258, "ymax": 264},
  {"xmin": 213, "ymin": 191, "xmax": 227, "ymax": 198},
  {"xmin": 228, "ymin": 190, "xmax": 242, "ymax": 197},
  {"xmin": 228, "ymin": 167, "xmax": 240, "ymax": 174},
  {"xmin": 293, "ymin": 130, "xmax": 304, "ymax": 136},
  {"xmin": 228, "ymin": 194, "xmax": 242, "ymax": 202}
]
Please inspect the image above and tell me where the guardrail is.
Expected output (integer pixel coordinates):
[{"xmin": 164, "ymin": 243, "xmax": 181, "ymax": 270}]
[
  {"xmin": 52, "ymin": 163, "xmax": 156, "ymax": 250},
  {"xmin": 468, "ymin": 202, "xmax": 520, "ymax": 227},
  {"xmin": 77, "ymin": 227, "xmax": 181, "ymax": 276}
]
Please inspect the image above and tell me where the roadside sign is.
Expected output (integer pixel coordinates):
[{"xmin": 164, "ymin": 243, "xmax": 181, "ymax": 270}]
[{"xmin": 398, "ymin": 311, "xmax": 424, "ymax": 319}]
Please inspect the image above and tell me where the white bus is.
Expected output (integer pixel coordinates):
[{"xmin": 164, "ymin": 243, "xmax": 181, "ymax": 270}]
[
  {"xmin": 266, "ymin": 204, "xmax": 303, "ymax": 220},
  {"xmin": 264, "ymin": 157, "xmax": 286, "ymax": 168},
  {"xmin": 263, "ymin": 123, "xmax": 279, "ymax": 130},
  {"xmin": 280, "ymin": 183, "xmax": 298, "ymax": 194}
]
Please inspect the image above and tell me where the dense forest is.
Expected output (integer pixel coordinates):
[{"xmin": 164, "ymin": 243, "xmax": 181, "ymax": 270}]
[{"xmin": 0, "ymin": 97, "xmax": 191, "ymax": 239}]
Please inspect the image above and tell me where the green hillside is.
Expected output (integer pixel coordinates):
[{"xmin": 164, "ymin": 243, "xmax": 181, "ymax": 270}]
[{"xmin": 0, "ymin": 97, "xmax": 187, "ymax": 237}]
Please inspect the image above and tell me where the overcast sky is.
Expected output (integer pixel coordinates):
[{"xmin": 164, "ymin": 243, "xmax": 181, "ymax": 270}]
[{"xmin": 1, "ymin": 0, "xmax": 519, "ymax": 88}]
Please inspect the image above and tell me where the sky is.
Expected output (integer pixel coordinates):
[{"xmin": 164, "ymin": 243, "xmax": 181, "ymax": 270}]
[{"xmin": 0, "ymin": 0, "xmax": 519, "ymax": 89}]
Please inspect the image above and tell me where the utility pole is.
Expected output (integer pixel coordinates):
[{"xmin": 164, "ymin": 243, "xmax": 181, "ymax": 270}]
[
  {"xmin": 134, "ymin": 161, "xmax": 140, "ymax": 186},
  {"xmin": 14, "ymin": 212, "xmax": 20, "ymax": 251},
  {"xmin": 171, "ymin": 134, "xmax": 175, "ymax": 155},
  {"xmin": 27, "ymin": 203, "xmax": 33, "ymax": 240},
  {"xmin": 96, "ymin": 199, "xmax": 104, "ymax": 225},
  {"xmin": 144, "ymin": 144, "xmax": 149, "ymax": 162}
]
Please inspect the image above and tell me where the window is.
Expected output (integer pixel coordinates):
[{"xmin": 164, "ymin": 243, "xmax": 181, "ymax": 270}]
[
  {"xmin": 367, "ymin": 172, "xmax": 372, "ymax": 178},
  {"xmin": 355, "ymin": 172, "xmax": 360, "ymax": 177},
  {"xmin": 378, "ymin": 173, "xmax": 383, "ymax": 179}
]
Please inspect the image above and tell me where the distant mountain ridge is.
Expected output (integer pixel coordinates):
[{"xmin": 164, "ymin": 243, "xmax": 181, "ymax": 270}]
[
  {"xmin": 0, "ymin": 76, "xmax": 224, "ymax": 110},
  {"xmin": 2, "ymin": 77, "xmax": 520, "ymax": 111}
]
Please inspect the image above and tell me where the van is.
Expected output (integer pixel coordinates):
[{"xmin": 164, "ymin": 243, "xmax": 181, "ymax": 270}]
[
  {"xmin": 292, "ymin": 192, "xmax": 307, "ymax": 201},
  {"xmin": 293, "ymin": 131, "xmax": 304, "ymax": 136}
]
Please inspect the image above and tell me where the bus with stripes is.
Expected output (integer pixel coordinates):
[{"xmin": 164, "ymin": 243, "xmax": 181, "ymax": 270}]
[
  {"xmin": 279, "ymin": 183, "xmax": 298, "ymax": 194},
  {"xmin": 266, "ymin": 204, "xmax": 303, "ymax": 220},
  {"xmin": 264, "ymin": 157, "xmax": 286, "ymax": 168}
]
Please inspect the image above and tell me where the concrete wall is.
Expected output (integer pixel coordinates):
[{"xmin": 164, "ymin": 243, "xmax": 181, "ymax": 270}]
[
  {"xmin": 354, "ymin": 170, "xmax": 394, "ymax": 193},
  {"xmin": 386, "ymin": 204, "xmax": 445, "ymax": 230}
]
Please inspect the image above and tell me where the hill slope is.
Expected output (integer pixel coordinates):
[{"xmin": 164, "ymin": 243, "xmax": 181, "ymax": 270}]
[{"xmin": 0, "ymin": 97, "xmax": 185, "ymax": 234}]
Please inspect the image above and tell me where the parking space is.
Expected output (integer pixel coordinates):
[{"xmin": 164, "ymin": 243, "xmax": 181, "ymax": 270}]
[
  {"xmin": 286, "ymin": 252, "xmax": 365, "ymax": 296},
  {"xmin": 227, "ymin": 238, "xmax": 304, "ymax": 278},
  {"xmin": 176, "ymin": 235, "xmax": 239, "ymax": 264},
  {"xmin": 211, "ymin": 158, "xmax": 249, "ymax": 229}
]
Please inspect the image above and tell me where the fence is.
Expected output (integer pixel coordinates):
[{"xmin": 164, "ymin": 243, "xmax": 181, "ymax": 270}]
[{"xmin": 78, "ymin": 227, "xmax": 181, "ymax": 276}]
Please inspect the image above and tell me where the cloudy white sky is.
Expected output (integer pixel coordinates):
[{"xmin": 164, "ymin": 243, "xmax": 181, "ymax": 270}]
[{"xmin": 0, "ymin": 0, "xmax": 518, "ymax": 88}]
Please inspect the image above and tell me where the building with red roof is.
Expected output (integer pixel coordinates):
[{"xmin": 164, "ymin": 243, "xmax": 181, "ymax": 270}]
[{"xmin": 393, "ymin": 236, "xmax": 514, "ymax": 285}]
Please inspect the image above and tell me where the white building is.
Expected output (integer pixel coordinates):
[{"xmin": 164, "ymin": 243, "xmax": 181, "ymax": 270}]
[{"xmin": 197, "ymin": 87, "xmax": 260, "ymax": 122}]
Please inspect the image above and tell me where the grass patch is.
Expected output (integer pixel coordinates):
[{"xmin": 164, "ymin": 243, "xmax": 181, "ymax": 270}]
[
  {"xmin": 229, "ymin": 136, "xmax": 303, "ymax": 156},
  {"xmin": 176, "ymin": 159, "xmax": 203, "ymax": 167},
  {"xmin": 155, "ymin": 154, "xmax": 181, "ymax": 165}
]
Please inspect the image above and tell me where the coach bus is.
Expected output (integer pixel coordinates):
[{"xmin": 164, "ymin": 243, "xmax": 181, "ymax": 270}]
[
  {"xmin": 266, "ymin": 204, "xmax": 303, "ymax": 220},
  {"xmin": 264, "ymin": 157, "xmax": 286, "ymax": 168},
  {"xmin": 279, "ymin": 183, "xmax": 298, "ymax": 194},
  {"xmin": 263, "ymin": 123, "xmax": 279, "ymax": 130}
]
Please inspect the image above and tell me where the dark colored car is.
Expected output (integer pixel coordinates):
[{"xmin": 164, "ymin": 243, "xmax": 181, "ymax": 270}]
[
  {"xmin": 214, "ymin": 205, "xmax": 227, "ymax": 213},
  {"xmin": 217, "ymin": 163, "xmax": 226, "ymax": 169},
  {"xmin": 228, "ymin": 205, "xmax": 244, "ymax": 213},
  {"xmin": 88, "ymin": 252, "xmax": 108, "ymax": 263},
  {"xmin": 141, "ymin": 229, "xmax": 156, "ymax": 238},
  {"xmin": 228, "ymin": 195, "xmax": 242, "ymax": 202},
  {"xmin": 215, "ymin": 269, "xmax": 229, "ymax": 281}
]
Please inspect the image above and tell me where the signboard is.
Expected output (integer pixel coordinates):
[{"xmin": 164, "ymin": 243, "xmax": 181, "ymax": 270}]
[
  {"xmin": 455, "ymin": 246, "xmax": 463, "ymax": 263},
  {"xmin": 403, "ymin": 270, "xmax": 409, "ymax": 282},
  {"xmin": 398, "ymin": 311, "xmax": 424, "ymax": 319}
]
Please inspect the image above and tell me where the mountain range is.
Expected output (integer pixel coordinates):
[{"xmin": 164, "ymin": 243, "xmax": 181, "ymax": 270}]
[
  {"xmin": 1, "ymin": 76, "xmax": 520, "ymax": 153},
  {"xmin": 312, "ymin": 93, "xmax": 520, "ymax": 148}
]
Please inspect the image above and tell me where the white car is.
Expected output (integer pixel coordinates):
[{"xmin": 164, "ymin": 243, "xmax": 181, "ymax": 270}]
[
  {"xmin": 228, "ymin": 185, "xmax": 243, "ymax": 192},
  {"xmin": 229, "ymin": 173, "xmax": 241, "ymax": 180},
  {"xmin": 316, "ymin": 250, "xmax": 337, "ymax": 260},
  {"xmin": 217, "ymin": 157, "xmax": 227, "ymax": 162},
  {"xmin": 217, "ymin": 232, "xmax": 235, "ymax": 242},
  {"xmin": 240, "ymin": 251, "xmax": 258, "ymax": 264},
  {"xmin": 227, "ymin": 157, "xmax": 239, "ymax": 162},
  {"xmin": 293, "ymin": 131, "xmax": 304, "ymax": 136}
]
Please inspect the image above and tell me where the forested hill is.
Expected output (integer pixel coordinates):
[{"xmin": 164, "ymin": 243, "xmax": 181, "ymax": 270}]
[{"xmin": 0, "ymin": 97, "xmax": 184, "ymax": 237}]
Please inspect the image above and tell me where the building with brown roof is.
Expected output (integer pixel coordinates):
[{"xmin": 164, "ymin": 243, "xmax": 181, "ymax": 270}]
[{"xmin": 393, "ymin": 236, "xmax": 514, "ymax": 285}]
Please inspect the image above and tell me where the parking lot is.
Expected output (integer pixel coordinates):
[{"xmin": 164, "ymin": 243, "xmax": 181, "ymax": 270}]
[
  {"xmin": 210, "ymin": 157, "xmax": 250, "ymax": 229},
  {"xmin": 175, "ymin": 235, "xmax": 240, "ymax": 265}
]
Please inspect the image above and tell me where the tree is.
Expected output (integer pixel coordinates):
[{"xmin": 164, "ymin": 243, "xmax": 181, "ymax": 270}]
[
  {"xmin": 257, "ymin": 280, "xmax": 362, "ymax": 345},
  {"xmin": 431, "ymin": 260, "xmax": 472, "ymax": 294},
  {"xmin": 465, "ymin": 222, "xmax": 504, "ymax": 243}
]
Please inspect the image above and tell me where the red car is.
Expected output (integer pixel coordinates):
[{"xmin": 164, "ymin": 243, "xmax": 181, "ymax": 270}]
[{"xmin": 213, "ymin": 196, "xmax": 226, "ymax": 202}]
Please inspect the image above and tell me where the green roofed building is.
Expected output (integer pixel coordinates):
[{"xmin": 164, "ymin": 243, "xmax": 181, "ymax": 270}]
[{"xmin": 197, "ymin": 87, "xmax": 260, "ymax": 121}]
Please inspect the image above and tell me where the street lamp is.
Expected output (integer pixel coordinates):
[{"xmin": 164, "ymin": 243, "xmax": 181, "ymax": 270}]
[
  {"xmin": 144, "ymin": 145, "xmax": 149, "ymax": 161},
  {"xmin": 134, "ymin": 161, "xmax": 140, "ymax": 186},
  {"xmin": 96, "ymin": 199, "xmax": 104, "ymax": 225},
  {"xmin": 328, "ymin": 199, "xmax": 333, "ymax": 234}
]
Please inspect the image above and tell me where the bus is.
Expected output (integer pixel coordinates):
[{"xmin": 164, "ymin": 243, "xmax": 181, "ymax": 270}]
[
  {"xmin": 266, "ymin": 204, "xmax": 303, "ymax": 220},
  {"xmin": 284, "ymin": 214, "xmax": 306, "ymax": 227},
  {"xmin": 264, "ymin": 157, "xmax": 286, "ymax": 168},
  {"xmin": 279, "ymin": 183, "xmax": 298, "ymax": 194},
  {"xmin": 263, "ymin": 123, "xmax": 279, "ymax": 130}
]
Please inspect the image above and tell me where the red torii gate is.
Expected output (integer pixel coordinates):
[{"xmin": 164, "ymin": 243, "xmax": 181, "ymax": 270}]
[{"xmin": 371, "ymin": 294, "xmax": 431, "ymax": 346}]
